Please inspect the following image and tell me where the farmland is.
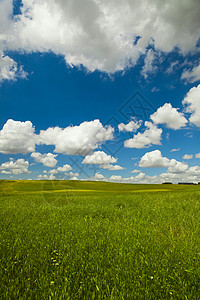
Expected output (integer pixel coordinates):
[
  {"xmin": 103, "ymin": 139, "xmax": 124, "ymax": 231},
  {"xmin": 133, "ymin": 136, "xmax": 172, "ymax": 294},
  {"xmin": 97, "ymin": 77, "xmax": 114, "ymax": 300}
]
[{"xmin": 0, "ymin": 180, "xmax": 200, "ymax": 299}]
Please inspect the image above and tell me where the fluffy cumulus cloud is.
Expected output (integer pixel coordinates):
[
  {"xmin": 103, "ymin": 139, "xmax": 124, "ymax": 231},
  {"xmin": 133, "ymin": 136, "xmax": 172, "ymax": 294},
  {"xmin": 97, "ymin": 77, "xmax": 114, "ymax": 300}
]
[
  {"xmin": 108, "ymin": 173, "xmax": 145, "ymax": 182},
  {"xmin": 158, "ymin": 166, "xmax": 200, "ymax": 184},
  {"xmin": 37, "ymin": 174, "xmax": 56, "ymax": 180},
  {"xmin": 150, "ymin": 103, "xmax": 188, "ymax": 130},
  {"xmin": 61, "ymin": 171, "xmax": 80, "ymax": 180},
  {"xmin": 182, "ymin": 84, "xmax": 200, "ymax": 127},
  {"xmin": 167, "ymin": 161, "xmax": 188, "ymax": 174},
  {"xmin": 195, "ymin": 153, "xmax": 200, "ymax": 159},
  {"xmin": 84, "ymin": 162, "xmax": 200, "ymax": 184},
  {"xmin": 67, "ymin": 172, "xmax": 79, "ymax": 180},
  {"xmin": 39, "ymin": 120, "xmax": 114, "ymax": 155},
  {"xmin": 70, "ymin": 176, "xmax": 79, "ymax": 181},
  {"xmin": 118, "ymin": 119, "xmax": 141, "ymax": 132},
  {"xmin": 97, "ymin": 170, "xmax": 199, "ymax": 184},
  {"xmin": 57, "ymin": 164, "xmax": 72, "ymax": 172},
  {"xmin": 0, "ymin": 158, "xmax": 30, "ymax": 174},
  {"xmin": 0, "ymin": 119, "xmax": 113, "ymax": 156},
  {"xmin": 183, "ymin": 154, "xmax": 193, "ymax": 160},
  {"xmin": 124, "ymin": 122, "xmax": 162, "ymax": 149},
  {"xmin": 82, "ymin": 151, "xmax": 117, "ymax": 165},
  {"xmin": 139, "ymin": 150, "xmax": 171, "ymax": 168},
  {"xmin": 0, "ymin": 0, "xmax": 200, "ymax": 74},
  {"xmin": 110, "ymin": 175, "xmax": 123, "ymax": 182},
  {"xmin": 106, "ymin": 167, "xmax": 199, "ymax": 184},
  {"xmin": 42, "ymin": 167, "xmax": 75, "ymax": 177},
  {"xmin": 187, "ymin": 166, "xmax": 200, "ymax": 176},
  {"xmin": 0, "ymin": 119, "xmax": 37, "ymax": 154},
  {"xmin": 139, "ymin": 150, "xmax": 188, "ymax": 174},
  {"xmin": 100, "ymin": 164, "xmax": 124, "ymax": 171},
  {"xmin": 134, "ymin": 172, "xmax": 146, "ymax": 180},
  {"xmin": 31, "ymin": 152, "xmax": 58, "ymax": 167},
  {"xmin": 48, "ymin": 169, "xmax": 58, "ymax": 174},
  {"xmin": 92, "ymin": 172, "xmax": 106, "ymax": 181}
]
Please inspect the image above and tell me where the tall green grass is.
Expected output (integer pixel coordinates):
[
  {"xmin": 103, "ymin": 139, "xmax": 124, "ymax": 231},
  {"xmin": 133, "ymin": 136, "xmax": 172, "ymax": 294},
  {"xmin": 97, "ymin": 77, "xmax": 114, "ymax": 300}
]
[{"xmin": 0, "ymin": 181, "xmax": 200, "ymax": 299}]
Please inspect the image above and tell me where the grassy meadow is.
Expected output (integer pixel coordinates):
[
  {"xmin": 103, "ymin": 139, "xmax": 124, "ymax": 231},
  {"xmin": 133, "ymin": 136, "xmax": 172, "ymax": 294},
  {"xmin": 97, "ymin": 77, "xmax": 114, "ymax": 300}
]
[{"xmin": 0, "ymin": 180, "xmax": 200, "ymax": 299}]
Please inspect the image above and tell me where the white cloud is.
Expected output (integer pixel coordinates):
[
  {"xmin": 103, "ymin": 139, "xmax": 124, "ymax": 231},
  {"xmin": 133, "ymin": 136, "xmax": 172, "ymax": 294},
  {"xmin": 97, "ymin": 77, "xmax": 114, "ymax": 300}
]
[
  {"xmin": 195, "ymin": 153, "xmax": 200, "ymax": 159},
  {"xmin": 39, "ymin": 119, "xmax": 114, "ymax": 155},
  {"xmin": 82, "ymin": 151, "xmax": 117, "ymax": 165},
  {"xmin": 131, "ymin": 169, "xmax": 141, "ymax": 173},
  {"xmin": 170, "ymin": 148, "xmax": 180, "ymax": 152},
  {"xmin": 0, "ymin": 158, "xmax": 30, "ymax": 174},
  {"xmin": 181, "ymin": 64, "xmax": 200, "ymax": 83},
  {"xmin": 126, "ymin": 161, "xmax": 200, "ymax": 183},
  {"xmin": 69, "ymin": 172, "xmax": 79, "ymax": 177},
  {"xmin": 107, "ymin": 167, "xmax": 198, "ymax": 184},
  {"xmin": 183, "ymin": 154, "xmax": 193, "ymax": 160},
  {"xmin": 100, "ymin": 164, "xmax": 124, "ymax": 170},
  {"xmin": 139, "ymin": 150, "xmax": 171, "ymax": 168},
  {"xmin": 83, "ymin": 163, "xmax": 200, "ymax": 184},
  {"xmin": 110, "ymin": 175, "xmax": 123, "ymax": 181},
  {"xmin": 0, "ymin": 119, "xmax": 114, "ymax": 159},
  {"xmin": 57, "ymin": 164, "xmax": 72, "ymax": 172},
  {"xmin": 139, "ymin": 150, "xmax": 188, "ymax": 174},
  {"xmin": 48, "ymin": 169, "xmax": 58, "ymax": 174},
  {"xmin": 1, "ymin": 170, "xmax": 12, "ymax": 174},
  {"xmin": 187, "ymin": 166, "xmax": 200, "ymax": 176},
  {"xmin": 182, "ymin": 84, "xmax": 200, "ymax": 127},
  {"xmin": 124, "ymin": 122, "xmax": 162, "ymax": 149},
  {"xmin": 118, "ymin": 119, "xmax": 141, "ymax": 132},
  {"xmin": 134, "ymin": 172, "xmax": 146, "ymax": 180},
  {"xmin": 158, "ymin": 171, "xmax": 196, "ymax": 184},
  {"xmin": 167, "ymin": 161, "xmax": 188, "ymax": 174},
  {"xmin": 141, "ymin": 49, "xmax": 158, "ymax": 79},
  {"xmin": 69, "ymin": 176, "xmax": 78, "ymax": 180},
  {"xmin": 0, "ymin": 51, "xmax": 27, "ymax": 82},
  {"xmin": 0, "ymin": 119, "xmax": 37, "ymax": 154},
  {"xmin": 0, "ymin": 119, "xmax": 113, "ymax": 156},
  {"xmin": 93, "ymin": 172, "xmax": 106, "ymax": 181},
  {"xmin": 150, "ymin": 103, "xmax": 187, "ymax": 130},
  {"xmin": 64, "ymin": 171, "xmax": 79, "ymax": 180},
  {"xmin": 31, "ymin": 152, "xmax": 58, "ymax": 167},
  {"xmin": 37, "ymin": 174, "xmax": 56, "ymax": 180},
  {"xmin": 0, "ymin": 1, "xmax": 200, "ymax": 74}
]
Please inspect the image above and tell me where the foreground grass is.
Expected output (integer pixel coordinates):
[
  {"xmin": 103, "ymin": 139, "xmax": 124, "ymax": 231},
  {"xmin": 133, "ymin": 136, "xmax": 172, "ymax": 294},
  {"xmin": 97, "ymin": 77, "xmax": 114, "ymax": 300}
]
[{"xmin": 0, "ymin": 181, "xmax": 200, "ymax": 299}]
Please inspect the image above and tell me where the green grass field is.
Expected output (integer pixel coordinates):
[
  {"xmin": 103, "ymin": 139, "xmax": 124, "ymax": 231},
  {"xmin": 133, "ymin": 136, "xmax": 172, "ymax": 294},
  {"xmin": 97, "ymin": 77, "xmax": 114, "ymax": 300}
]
[{"xmin": 1, "ymin": 180, "xmax": 200, "ymax": 299}]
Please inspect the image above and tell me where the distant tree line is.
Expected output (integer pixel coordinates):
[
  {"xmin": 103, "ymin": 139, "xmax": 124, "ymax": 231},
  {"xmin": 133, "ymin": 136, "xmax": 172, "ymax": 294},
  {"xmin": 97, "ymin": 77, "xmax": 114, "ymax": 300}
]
[{"xmin": 162, "ymin": 182, "xmax": 200, "ymax": 185}]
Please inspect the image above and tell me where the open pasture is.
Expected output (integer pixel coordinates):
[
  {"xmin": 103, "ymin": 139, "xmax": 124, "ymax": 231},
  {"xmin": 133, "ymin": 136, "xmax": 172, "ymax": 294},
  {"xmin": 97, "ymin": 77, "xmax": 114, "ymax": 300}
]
[{"xmin": 0, "ymin": 180, "xmax": 200, "ymax": 299}]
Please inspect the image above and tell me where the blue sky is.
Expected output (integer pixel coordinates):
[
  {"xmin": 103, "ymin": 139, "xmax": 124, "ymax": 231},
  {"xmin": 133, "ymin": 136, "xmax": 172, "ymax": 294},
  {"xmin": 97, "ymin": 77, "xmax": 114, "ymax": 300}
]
[{"xmin": 0, "ymin": 0, "xmax": 200, "ymax": 183}]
